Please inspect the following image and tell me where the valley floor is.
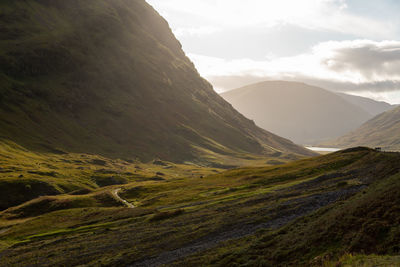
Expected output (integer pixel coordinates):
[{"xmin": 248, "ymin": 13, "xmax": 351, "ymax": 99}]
[{"xmin": 0, "ymin": 143, "xmax": 399, "ymax": 266}]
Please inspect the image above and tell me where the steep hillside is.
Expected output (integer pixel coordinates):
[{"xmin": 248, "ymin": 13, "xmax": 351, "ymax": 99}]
[
  {"xmin": 337, "ymin": 92, "xmax": 393, "ymax": 117},
  {"xmin": 0, "ymin": 0, "xmax": 312, "ymax": 164},
  {"xmin": 326, "ymin": 106, "xmax": 400, "ymax": 151},
  {"xmin": 221, "ymin": 81, "xmax": 371, "ymax": 145}
]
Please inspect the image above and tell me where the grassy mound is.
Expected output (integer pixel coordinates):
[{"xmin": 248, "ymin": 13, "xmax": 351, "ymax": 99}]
[{"xmin": 0, "ymin": 179, "xmax": 60, "ymax": 211}]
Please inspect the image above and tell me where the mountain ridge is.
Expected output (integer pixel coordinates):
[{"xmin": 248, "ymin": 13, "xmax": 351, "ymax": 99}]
[{"xmin": 0, "ymin": 0, "xmax": 313, "ymax": 164}]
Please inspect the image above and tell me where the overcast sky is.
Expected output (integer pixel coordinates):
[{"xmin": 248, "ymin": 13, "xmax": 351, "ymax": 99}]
[{"xmin": 147, "ymin": 0, "xmax": 400, "ymax": 104}]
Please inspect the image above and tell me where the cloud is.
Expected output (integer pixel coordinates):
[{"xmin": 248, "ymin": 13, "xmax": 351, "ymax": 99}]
[
  {"xmin": 317, "ymin": 40, "xmax": 400, "ymax": 80},
  {"xmin": 173, "ymin": 26, "xmax": 221, "ymax": 37},
  {"xmin": 188, "ymin": 40, "xmax": 400, "ymax": 103},
  {"xmin": 147, "ymin": 0, "xmax": 396, "ymax": 39}
]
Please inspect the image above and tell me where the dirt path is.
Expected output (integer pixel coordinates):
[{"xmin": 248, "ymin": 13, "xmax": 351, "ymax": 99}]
[{"xmin": 112, "ymin": 188, "xmax": 135, "ymax": 208}]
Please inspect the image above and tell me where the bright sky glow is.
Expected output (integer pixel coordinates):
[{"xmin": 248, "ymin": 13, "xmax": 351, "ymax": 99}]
[{"xmin": 147, "ymin": 0, "xmax": 400, "ymax": 104}]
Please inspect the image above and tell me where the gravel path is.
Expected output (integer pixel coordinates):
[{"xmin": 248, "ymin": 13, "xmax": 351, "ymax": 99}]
[{"xmin": 112, "ymin": 188, "xmax": 135, "ymax": 208}]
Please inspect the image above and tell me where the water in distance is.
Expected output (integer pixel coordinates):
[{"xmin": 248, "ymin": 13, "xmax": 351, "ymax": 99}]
[{"xmin": 306, "ymin": 147, "xmax": 341, "ymax": 152}]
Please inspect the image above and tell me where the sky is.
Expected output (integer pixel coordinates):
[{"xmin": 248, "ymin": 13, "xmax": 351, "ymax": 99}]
[{"xmin": 146, "ymin": 0, "xmax": 400, "ymax": 104}]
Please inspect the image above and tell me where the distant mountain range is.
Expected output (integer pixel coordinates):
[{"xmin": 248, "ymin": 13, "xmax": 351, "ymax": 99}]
[
  {"xmin": 325, "ymin": 106, "xmax": 400, "ymax": 151},
  {"xmin": 221, "ymin": 81, "xmax": 392, "ymax": 145},
  {"xmin": 0, "ymin": 0, "xmax": 313, "ymax": 164}
]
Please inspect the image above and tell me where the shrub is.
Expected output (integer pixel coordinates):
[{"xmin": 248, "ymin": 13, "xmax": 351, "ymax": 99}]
[{"xmin": 149, "ymin": 209, "xmax": 184, "ymax": 222}]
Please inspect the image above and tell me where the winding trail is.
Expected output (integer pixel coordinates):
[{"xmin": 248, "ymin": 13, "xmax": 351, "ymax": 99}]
[{"xmin": 112, "ymin": 188, "xmax": 135, "ymax": 208}]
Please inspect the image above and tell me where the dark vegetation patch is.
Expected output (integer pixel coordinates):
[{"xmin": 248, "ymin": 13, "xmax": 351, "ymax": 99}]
[
  {"xmin": 91, "ymin": 175, "xmax": 128, "ymax": 187},
  {"xmin": 0, "ymin": 179, "xmax": 60, "ymax": 211},
  {"xmin": 208, "ymin": 163, "xmax": 238, "ymax": 169},
  {"xmin": 149, "ymin": 176, "xmax": 166, "ymax": 181},
  {"xmin": 340, "ymin": 146, "xmax": 373, "ymax": 153},
  {"xmin": 266, "ymin": 160, "xmax": 285, "ymax": 165},
  {"xmin": 27, "ymin": 170, "xmax": 58, "ymax": 177},
  {"xmin": 149, "ymin": 209, "xmax": 184, "ymax": 222},
  {"xmin": 94, "ymin": 169, "xmax": 120, "ymax": 174},
  {"xmin": 69, "ymin": 188, "xmax": 92, "ymax": 195},
  {"xmin": 152, "ymin": 160, "xmax": 167, "ymax": 166},
  {"xmin": 89, "ymin": 159, "xmax": 107, "ymax": 166},
  {"xmin": 120, "ymin": 186, "xmax": 147, "ymax": 200}
]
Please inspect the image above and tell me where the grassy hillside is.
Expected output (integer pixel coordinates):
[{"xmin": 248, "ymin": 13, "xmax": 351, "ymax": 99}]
[
  {"xmin": 1, "ymin": 147, "xmax": 399, "ymax": 266},
  {"xmin": 221, "ymin": 81, "xmax": 372, "ymax": 145},
  {"xmin": 326, "ymin": 106, "xmax": 400, "ymax": 151},
  {"xmin": 0, "ymin": 139, "xmax": 230, "ymax": 212},
  {"xmin": 0, "ymin": 0, "xmax": 313, "ymax": 164},
  {"xmin": 337, "ymin": 93, "xmax": 393, "ymax": 117},
  {"xmin": 178, "ymin": 157, "xmax": 400, "ymax": 266}
]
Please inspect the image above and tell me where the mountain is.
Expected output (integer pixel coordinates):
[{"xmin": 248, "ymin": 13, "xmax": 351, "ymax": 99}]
[
  {"xmin": 221, "ymin": 81, "xmax": 372, "ymax": 145},
  {"xmin": 337, "ymin": 92, "xmax": 393, "ymax": 116},
  {"xmin": 326, "ymin": 106, "xmax": 400, "ymax": 151},
  {"xmin": 0, "ymin": 0, "xmax": 313, "ymax": 164}
]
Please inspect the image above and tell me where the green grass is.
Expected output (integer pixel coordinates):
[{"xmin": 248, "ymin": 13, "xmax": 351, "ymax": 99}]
[
  {"xmin": 324, "ymin": 254, "xmax": 400, "ymax": 267},
  {"xmin": 176, "ymin": 155, "xmax": 400, "ymax": 266},
  {"xmin": 0, "ymin": 139, "xmax": 223, "ymax": 211},
  {"xmin": 0, "ymin": 146, "xmax": 399, "ymax": 266},
  {"xmin": 1, "ymin": 191, "xmax": 123, "ymax": 219}
]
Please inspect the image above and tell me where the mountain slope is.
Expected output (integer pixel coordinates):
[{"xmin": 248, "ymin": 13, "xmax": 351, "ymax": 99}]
[
  {"xmin": 221, "ymin": 81, "xmax": 372, "ymax": 145},
  {"xmin": 326, "ymin": 106, "xmax": 400, "ymax": 151},
  {"xmin": 337, "ymin": 92, "xmax": 393, "ymax": 117},
  {"xmin": 0, "ymin": 0, "xmax": 313, "ymax": 163},
  {"xmin": 174, "ymin": 149, "xmax": 400, "ymax": 267}
]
